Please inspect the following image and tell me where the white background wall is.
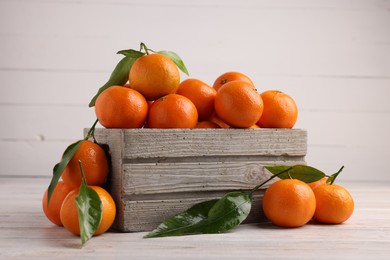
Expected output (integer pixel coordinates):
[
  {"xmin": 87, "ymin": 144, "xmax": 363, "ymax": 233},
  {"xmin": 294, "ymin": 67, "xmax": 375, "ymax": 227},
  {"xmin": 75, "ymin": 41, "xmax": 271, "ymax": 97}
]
[{"xmin": 1, "ymin": 0, "xmax": 389, "ymax": 181}]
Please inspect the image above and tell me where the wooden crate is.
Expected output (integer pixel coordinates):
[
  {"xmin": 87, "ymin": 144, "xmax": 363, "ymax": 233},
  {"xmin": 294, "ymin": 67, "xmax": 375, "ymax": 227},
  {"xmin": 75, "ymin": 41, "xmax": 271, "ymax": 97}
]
[{"xmin": 90, "ymin": 128, "xmax": 307, "ymax": 232}]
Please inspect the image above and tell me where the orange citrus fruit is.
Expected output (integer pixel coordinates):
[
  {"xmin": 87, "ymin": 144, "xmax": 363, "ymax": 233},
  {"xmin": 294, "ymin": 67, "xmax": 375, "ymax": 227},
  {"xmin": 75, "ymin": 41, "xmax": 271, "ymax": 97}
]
[
  {"xmin": 147, "ymin": 94, "xmax": 198, "ymax": 128},
  {"xmin": 208, "ymin": 113, "xmax": 231, "ymax": 128},
  {"xmin": 313, "ymin": 183, "xmax": 354, "ymax": 224},
  {"xmin": 213, "ymin": 71, "xmax": 254, "ymax": 91},
  {"xmin": 129, "ymin": 53, "xmax": 180, "ymax": 100},
  {"xmin": 95, "ymin": 85, "xmax": 148, "ymax": 128},
  {"xmin": 176, "ymin": 78, "xmax": 217, "ymax": 121},
  {"xmin": 257, "ymin": 90, "xmax": 298, "ymax": 128},
  {"xmin": 195, "ymin": 121, "xmax": 220, "ymax": 128},
  {"xmin": 214, "ymin": 81, "xmax": 263, "ymax": 128},
  {"xmin": 42, "ymin": 181, "xmax": 73, "ymax": 226},
  {"xmin": 61, "ymin": 140, "xmax": 109, "ymax": 189},
  {"xmin": 308, "ymin": 177, "xmax": 327, "ymax": 190},
  {"xmin": 60, "ymin": 186, "xmax": 116, "ymax": 236},
  {"xmin": 262, "ymin": 179, "xmax": 316, "ymax": 227}
]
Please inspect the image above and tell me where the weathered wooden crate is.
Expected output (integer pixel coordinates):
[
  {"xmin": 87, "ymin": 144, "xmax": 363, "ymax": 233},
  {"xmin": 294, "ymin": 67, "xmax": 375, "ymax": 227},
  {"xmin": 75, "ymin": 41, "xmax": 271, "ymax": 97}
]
[{"xmin": 89, "ymin": 128, "xmax": 307, "ymax": 232}]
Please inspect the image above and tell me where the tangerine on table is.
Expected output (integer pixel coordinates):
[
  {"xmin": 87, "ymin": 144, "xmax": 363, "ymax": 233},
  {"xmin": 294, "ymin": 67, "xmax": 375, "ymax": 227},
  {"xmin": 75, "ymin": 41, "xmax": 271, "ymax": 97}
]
[
  {"xmin": 214, "ymin": 81, "xmax": 263, "ymax": 128},
  {"xmin": 313, "ymin": 183, "xmax": 354, "ymax": 224},
  {"xmin": 61, "ymin": 140, "xmax": 109, "ymax": 189},
  {"xmin": 42, "ymin": 181, "xmax": 73, "ymax": 226},
  {"xmin": 262, "ymin": 179, "xmax": 316, "ymax": 228},
  {"xmin": 213, "ymin": 71, "xmax": 254, "ymax": 91},
  {"xmin": 129, "ymin": 53, "xmax": 180, "ymax": 100},
  {"xmin": 308, "ymin": 177, "xmax": 327, "ymax": 190},
  {"xmin": 257, "ymin": 90, "xmax": 298, "ymax": 128},
  {"xmin": 147, "ymin": 94, "xmax": 198, "ymax": 128},
  {"xmin": 60, "ymin": 186, "xmax": 116, "ymax": 236},
  {"xmin": 95, "ymin": 85, "xmax": 148, "ymax": 128},
  {"xmin": 176, "ymin": 78, "xmax": 217, "ymax": 121}
]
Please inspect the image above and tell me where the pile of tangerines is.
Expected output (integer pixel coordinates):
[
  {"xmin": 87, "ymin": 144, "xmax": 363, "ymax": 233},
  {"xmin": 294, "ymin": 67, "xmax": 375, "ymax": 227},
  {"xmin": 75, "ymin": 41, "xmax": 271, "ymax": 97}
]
[
  {"xmin": 42, "ymin": 139, "xmax": 115, "ymax": 237},
  {"xmin": 42, "ymin": 46, "xmax": 353, "ymax": 241},
  {"xmin": 94, "ymin": 52, "xmax": 298, "ymax": 129}
]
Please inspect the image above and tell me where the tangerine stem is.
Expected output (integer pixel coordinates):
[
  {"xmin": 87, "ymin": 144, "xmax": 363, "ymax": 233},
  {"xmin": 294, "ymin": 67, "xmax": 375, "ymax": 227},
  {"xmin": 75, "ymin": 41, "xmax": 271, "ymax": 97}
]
[
  {"xmin": 85, "ymin": 118, "xmax": 99, "ymax": 142},
  {"xmin": 249, "ymin": 167, "xmax": 293, "ymax": 194},
  {"xmin": 328, "ymin": 165, "xmax": 344, "ymax": 185},
  {"xmin": 140, "ymin": 42, "xmax": 150, "ymax": 55}
]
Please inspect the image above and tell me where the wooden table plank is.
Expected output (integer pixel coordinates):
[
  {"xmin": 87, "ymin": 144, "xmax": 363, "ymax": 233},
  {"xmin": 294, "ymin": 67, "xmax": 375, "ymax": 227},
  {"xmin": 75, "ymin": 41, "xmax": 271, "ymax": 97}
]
[{"xmin": 1, "ymin": 176, "xmax": 389, "ymax": 259}]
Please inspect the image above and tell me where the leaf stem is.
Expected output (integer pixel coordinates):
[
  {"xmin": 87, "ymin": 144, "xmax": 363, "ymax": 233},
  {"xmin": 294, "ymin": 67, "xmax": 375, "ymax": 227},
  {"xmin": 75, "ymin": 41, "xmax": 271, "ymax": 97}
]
[
  {"xmin": 329, "ymin": 165, "xmax": 344, "ymax": 185},
  {"xmin": 85, "ymin": 118, "xmax": 99, "ymax": 142},
  {"xmin": 140, "ymin": 42, "xmax": 150, "ymax": 55},
  {"xmin": 78, "ymin": 160, "xmax": 88, "ymax": 186},
  {"xmin": 249, "ymin": 167, "xmax": 293, "ymax": 194}
]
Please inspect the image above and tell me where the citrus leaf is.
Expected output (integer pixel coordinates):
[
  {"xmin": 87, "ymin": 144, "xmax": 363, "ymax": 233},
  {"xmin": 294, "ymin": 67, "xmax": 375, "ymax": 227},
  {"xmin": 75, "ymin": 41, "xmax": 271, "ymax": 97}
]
[
  {"xmin": 205, "ymin": 191, "xmax": 252, "ymax": 233},
  {"xmin": 117, "ymin": 49, "xmax": 145, "ymax": 57},
  {"xmin": 88, "ymin": 52, "xmax": 145, "ymax": 107},
  {"xmin": 47, "ymin": 140, "xmax": 83, "ymax": 204},
  {"xmin": 145, "ymin": 191, "xmax": 252, "ymax": 238},
  {"xmin": 158, "ymin": 50, "xmax": 189, "ymax": 76},
  {"xmin": 144, "ymin": 199, "xmax": 219, "ymax": 238},
  {"xmin": 265, "ymin": 165, "xmax": 326, "ymax": 183},
  {"xmin": 75, "ymin": 183, "xmax": 102, "ymax": 245}
]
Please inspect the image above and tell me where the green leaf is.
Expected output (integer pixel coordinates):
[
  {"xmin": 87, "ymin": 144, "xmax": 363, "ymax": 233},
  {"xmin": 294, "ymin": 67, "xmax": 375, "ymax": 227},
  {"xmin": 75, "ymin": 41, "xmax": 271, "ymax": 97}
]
[
  {"xmin": 75, "ymin": 182, "xmax": 102, "ymax": 245},
  {"xmin": 205, "ymin": 192, "xmax": 252, "ymax": 233},
  {"xmin": 145, "ymin": 192, "xmax": 252, "ymax": 238},
  {"xmin": 117, "ymin": 49, "xmax": 145, "ymax": 57},
  {"xmin": 88, "ymin": 52, "xmax": 145, "ymax": 107},
  {"xmin": 158, "ymin": 50, "xmax": 189, "ymax": 76},
  {"xmin": 265, "ymin": 165, "xmax": 326, "ymax": 183},
  {"xmin": 47, "ymin": 140, "xmax": 83, "ymax": 205},
  {"xmin": 144, "ymin": 199, "xmax": 219, "ymax": 238}
]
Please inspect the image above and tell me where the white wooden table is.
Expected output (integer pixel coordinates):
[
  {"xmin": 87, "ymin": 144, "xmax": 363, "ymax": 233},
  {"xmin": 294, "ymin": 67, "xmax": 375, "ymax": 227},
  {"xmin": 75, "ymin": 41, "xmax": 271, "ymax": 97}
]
[{"xmin": 1, "ymin": 176, "xmax": 389, "ymax": 259}]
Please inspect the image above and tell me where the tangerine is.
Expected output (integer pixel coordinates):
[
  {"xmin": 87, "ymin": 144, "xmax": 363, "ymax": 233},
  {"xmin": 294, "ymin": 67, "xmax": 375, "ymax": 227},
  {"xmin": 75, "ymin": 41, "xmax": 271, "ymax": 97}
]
[
  {"xmin": 213, "ymin": 71, "xmax": 254, "ymax": 91},
  {"xmin": 60, "ymin": 186, "xmax": 116, "ymax": 236},
  {"xmin": 308, "ymin": 177, "xmax": 327, "ymax": 190},
  {"xmin": 214, "ymin": 81, "xmax": 263, "ymax": 128},
  {"xmin": 262, "ymin": 179, "xmax": 316, "ymax": 228},
  {"xmin": 129, "ymin": 53, "xmax": 180, "ymax": 100},
  {"xmin": 61, "ymin": 140, "xmax": 109, "ymax": 189},
  {"xmin": 176, "ymin": 78, "xmax": 217, "ymax": 121},
  {"xmin": 313, "ymin": 183, "xmax": 354, "ymax": 224},
  {"xmin": 258, "ymin": 90, "xmax": 298, "ymax": 128},
  {"xmin": 147, "ymin": 94, "xmax": 198, "ymax": 128},
  {"xmin": 42, "ymin": 181, "xmax": 73, "ymax": 226},
  {"xmin": 195, "ymin": 121, "xmax": 220, "ymax": 128},
  {"xmin": 95, "ymin": 85, "xmax": 148, "ymax": 128}
]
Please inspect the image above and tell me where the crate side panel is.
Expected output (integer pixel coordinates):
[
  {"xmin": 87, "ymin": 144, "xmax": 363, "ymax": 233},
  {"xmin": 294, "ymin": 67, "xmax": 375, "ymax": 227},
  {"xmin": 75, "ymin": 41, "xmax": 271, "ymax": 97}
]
[
  {"xmin": 119, "ymin": 193, "xmax": 265, "ymax": 232},
  {"xmin": 122, "ymin": 158, "xmax": 305, "ymax": 195},
  {"xmin": 122, "ymin": 129, "xmax": 307, "ymax": 159},
  {"xmin": 90, "ymin": 128, "xmax": 126, "ymax": 230}
]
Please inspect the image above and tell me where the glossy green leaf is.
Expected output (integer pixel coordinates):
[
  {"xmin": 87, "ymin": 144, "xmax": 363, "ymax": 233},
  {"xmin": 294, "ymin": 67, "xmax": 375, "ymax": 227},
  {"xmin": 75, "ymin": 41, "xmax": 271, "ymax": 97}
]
[
  {"xmin": 205, "ymin": 192, "xmax": 252, "ymax": 233},
  {"xmin": 265, "ymin": 165, "xmax": 326, "ymax": 183},
  {"xmin": 145, "ymin": 192, "xmax": 252, "ymax": 238},
  {"xmin": 88, "ymin": 52, "xmax": 145, "ymax": 107},
  {"xmin": 47, "ymin": 140, "xmax": 83, "ymax": 205},
  {"xmin": 75, "ymin": 182, "xmax": 102, "ymax": 245},
  {"xmin": 144, "ymin": 199, "xmax": 219, "ymax": 238},
  {"xmin": 117, "ymin": 48, "xmax": 145, "ymax": 57},
  {"xmin": 158, "ymin": 50, "xmax": 189, "ymax": 76}
]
